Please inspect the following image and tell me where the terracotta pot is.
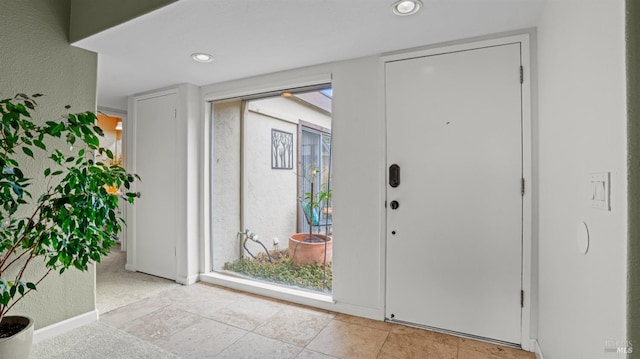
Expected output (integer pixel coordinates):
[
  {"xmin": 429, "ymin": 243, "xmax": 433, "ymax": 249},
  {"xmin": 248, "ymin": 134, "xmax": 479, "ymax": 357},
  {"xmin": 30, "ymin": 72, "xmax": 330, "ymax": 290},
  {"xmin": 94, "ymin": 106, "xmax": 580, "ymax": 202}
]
[
  {"xmin": 0, "ymin": 316, "xmax": 33, "ymax": 359},
  {"xmin": 289, "ymin": 233, "xmax": 332, "ymax": 266}
]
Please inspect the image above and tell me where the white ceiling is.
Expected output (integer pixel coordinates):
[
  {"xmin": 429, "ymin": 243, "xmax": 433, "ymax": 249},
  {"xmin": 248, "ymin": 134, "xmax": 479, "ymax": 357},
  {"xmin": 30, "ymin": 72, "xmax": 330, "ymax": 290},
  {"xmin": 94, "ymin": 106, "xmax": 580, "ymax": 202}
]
[{"xmin": 74, "ymin": 0, "xmax": 544, "ymax": 110}]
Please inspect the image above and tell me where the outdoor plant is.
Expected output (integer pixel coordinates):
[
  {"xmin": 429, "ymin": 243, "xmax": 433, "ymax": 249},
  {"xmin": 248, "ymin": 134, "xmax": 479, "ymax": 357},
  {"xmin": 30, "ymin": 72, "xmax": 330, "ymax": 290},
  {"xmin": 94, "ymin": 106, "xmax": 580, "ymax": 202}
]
[
  {"xmin": 299, "ymin": 168, "xmax": 332, "ymax": 241},
  {"xmin": 0, "ymin": 94, "xmax": 138, "ymax": 331}
]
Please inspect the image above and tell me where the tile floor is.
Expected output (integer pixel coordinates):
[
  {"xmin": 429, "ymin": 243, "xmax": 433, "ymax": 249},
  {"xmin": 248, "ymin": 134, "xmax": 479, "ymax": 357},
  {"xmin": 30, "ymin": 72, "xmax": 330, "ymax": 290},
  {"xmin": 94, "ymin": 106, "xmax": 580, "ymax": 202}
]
[
  {"xmin": 96, "ymin": 282, "xmax": 534, "ymax": 359},
  {"xmin": 34, "ymin": 249, "xmax": 535, "ymax": 359}
]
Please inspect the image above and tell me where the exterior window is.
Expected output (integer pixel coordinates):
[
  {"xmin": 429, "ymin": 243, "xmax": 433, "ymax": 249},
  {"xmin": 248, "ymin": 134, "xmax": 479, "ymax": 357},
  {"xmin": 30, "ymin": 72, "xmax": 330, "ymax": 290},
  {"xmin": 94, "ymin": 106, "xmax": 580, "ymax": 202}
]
[{"xmin": 211, "ymin": 86, "xmax": 333, "ymax": 293}]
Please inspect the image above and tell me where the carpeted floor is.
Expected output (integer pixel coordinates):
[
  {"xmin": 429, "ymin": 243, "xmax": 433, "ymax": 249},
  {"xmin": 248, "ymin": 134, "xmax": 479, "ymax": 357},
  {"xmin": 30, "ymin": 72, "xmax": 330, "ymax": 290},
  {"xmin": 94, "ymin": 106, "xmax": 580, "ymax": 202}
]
[{"xmin": 95, "ymin": 246, "xmax": 179, "ymax": 314}]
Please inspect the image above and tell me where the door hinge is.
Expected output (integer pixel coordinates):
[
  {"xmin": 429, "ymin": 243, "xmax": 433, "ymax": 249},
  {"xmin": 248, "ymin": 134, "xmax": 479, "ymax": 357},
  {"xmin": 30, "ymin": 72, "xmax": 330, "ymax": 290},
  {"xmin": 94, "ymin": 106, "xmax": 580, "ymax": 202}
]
[
  {"xmin": 519, "ymin": 66, "xmax": 524, "ymax": 84},
  {"xmin": 521, "ymin": 290, "xmax": 524, "ymax": 308},
  {"xmin": 521, "ymin": 178, "xmax": 525, "ymax": 196},
  {"xmin": 174, "ymin": 108, "xmax": 177, "ymax": 119}
]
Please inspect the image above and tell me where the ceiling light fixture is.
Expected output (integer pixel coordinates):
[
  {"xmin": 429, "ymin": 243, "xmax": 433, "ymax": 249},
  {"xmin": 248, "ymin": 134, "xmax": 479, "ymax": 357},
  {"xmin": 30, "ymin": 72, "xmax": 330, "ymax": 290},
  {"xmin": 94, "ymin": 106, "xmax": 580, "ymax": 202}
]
[
  {"xmin": 392, "ymin": 0, "xmax": 422, "ymax": 16},
  {"xmin": 191, "ymin": 53, "xmax": 214, "ymax": 63}
]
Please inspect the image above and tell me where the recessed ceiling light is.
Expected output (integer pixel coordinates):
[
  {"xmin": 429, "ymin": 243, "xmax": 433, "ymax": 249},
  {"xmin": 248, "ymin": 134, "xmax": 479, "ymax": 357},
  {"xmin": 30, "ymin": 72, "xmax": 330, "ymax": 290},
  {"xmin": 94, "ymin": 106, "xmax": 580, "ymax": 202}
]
[
  {"xmin": 191, "ymin": 53, "xmax": 214, "ymax": 63},
  {"xmin": 392, "ymin": 0, "xmax": 422, "ymax": 16}
]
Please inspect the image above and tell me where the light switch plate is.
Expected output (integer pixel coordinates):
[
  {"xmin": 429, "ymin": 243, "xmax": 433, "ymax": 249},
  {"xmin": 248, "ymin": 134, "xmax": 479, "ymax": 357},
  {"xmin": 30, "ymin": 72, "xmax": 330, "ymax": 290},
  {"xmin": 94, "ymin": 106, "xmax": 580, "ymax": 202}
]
[{"xmin": 589, "ymin": 172, "xmax": 610, "ymax": 211}]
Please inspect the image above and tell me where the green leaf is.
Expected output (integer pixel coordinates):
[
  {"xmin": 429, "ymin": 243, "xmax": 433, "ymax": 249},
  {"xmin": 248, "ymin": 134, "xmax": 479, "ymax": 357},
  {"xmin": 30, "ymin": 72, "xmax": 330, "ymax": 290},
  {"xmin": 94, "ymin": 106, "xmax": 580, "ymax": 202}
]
[
  {"xmin": 22, "ymin": 147, "xmax": 33, "ymax": 158},
  {"xmin": 34, "ymin": 139, "xmax": 46, "ymax": 150}
]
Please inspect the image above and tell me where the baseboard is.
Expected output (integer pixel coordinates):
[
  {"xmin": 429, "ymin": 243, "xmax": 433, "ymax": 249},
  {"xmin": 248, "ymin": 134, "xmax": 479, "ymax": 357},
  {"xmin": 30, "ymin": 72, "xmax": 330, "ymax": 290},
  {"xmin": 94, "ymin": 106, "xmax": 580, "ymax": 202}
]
[
  {"xmin": 176, "ymin": 273, "xmax": 199, "ymax": 285},
  {"xmin": 533, "ymin": 339, "xmax": 545, "ymax": 359},
  {"xmin": 33, "ymin": 310, "xmax": 98, "ymax": 344}
]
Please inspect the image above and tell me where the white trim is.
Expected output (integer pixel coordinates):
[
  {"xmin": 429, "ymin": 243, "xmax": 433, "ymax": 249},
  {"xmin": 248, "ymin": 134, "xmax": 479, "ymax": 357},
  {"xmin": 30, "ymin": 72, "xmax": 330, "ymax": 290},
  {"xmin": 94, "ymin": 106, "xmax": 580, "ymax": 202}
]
[
  {"xmin": 203, "ymin": 73, "xmax": 332, "ymax": 103},
  {"xmin": 124, "ymin": 263, "xmax": 136, "ymax": 272},
  {"xmin": 382, "ymin": 32, "xmax": 534, "ymax": 349},
  {"xmin": 200, "ymin": 272, "xmax": 383, "ymax": 320},
  {"xmin": 176, "ymin": 273, "xmax": 199, "ymax": 285},
  {"xmin": 33, "ymin": 310, "xmax": 97, "ymax": 344},
  {"xmin": 533, "ymin": 339, "xmax": 545, "ymax": 359}
]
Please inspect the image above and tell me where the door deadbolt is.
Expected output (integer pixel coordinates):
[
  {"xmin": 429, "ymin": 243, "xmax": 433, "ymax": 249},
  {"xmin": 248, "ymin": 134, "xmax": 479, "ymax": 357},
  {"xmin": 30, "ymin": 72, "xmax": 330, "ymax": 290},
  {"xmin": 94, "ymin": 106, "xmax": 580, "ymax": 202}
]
[
  {"xmin": 389, "ymin": 164, "xmax": 400, "ymax": 188},
  {"xmin": 390, "ymin": 200, "xmax": 399, "ymax": 209}
]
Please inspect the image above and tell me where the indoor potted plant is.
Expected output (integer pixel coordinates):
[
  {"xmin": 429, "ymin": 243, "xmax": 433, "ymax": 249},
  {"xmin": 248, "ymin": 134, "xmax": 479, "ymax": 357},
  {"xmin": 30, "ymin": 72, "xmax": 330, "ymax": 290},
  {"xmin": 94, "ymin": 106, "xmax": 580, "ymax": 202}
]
[
  {"xmin": 0, "ymin": 94, "xmax": 139, "ymax": 358},
  {"xmin": 289, "ymin": 168, "xmax": 332, "ymax": 266}
]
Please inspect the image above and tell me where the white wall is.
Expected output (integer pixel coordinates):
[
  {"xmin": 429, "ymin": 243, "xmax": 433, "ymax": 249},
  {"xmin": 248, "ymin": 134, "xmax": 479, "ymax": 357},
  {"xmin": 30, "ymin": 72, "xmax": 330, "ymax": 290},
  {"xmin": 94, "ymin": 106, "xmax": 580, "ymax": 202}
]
[{"xmin": 536, "ymin": 1, "xmax": 627, "ymax": 357}]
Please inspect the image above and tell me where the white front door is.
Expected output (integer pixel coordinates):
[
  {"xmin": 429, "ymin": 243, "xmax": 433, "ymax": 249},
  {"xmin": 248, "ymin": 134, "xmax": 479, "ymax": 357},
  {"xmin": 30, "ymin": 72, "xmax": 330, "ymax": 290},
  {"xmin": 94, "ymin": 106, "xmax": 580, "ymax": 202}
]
[
  {"xmin": 133, "ymin": 93, "xmax": 178, "ymax": 280},
  {"xmin": 385, "ymin": 43, "xmax": 523, "ymax": 344}
]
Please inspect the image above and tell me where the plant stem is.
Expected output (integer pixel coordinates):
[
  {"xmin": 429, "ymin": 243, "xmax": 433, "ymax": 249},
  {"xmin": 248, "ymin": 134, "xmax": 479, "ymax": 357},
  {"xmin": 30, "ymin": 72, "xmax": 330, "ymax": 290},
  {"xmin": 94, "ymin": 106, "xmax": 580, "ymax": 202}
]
[{"xmin": 0, "ymin": 267, "xmax": 53, "ymax": 321}]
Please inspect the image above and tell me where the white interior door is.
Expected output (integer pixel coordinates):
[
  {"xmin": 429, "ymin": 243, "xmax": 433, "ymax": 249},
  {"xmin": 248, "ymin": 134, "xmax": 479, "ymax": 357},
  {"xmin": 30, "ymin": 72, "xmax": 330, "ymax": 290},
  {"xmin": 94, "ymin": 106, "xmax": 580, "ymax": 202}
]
[
  {"xmin": 133, "ymin": 93, "xmax": 178, "ymax": 280},
  {"xmin": 385, "ymin": 43, "xmax": 523, "ymax": 344}
]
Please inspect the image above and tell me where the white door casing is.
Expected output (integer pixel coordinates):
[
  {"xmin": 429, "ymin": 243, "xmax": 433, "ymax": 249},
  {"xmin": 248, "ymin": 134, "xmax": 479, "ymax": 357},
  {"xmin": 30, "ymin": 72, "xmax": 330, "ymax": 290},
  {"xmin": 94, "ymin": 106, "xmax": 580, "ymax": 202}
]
[{"xmin": 385, "ymin": 42, "xmax": 523, "ymax": 344}]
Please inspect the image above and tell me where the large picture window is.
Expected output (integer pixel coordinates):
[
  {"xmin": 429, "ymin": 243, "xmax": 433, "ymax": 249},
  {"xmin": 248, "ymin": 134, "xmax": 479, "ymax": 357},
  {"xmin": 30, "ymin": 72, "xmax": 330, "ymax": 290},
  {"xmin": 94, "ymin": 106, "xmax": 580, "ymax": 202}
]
[{"xmin": 211, "ymin": 86, "xmax": 333, "ymax": 293}]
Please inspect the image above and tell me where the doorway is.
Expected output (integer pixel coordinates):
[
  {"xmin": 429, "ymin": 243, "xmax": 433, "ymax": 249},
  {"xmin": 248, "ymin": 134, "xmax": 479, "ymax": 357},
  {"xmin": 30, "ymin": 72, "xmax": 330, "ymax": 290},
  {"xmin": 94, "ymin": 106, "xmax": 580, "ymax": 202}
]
[{"xmin": 385, "ymin": 42, "xmax": 524, "ymax": 344}]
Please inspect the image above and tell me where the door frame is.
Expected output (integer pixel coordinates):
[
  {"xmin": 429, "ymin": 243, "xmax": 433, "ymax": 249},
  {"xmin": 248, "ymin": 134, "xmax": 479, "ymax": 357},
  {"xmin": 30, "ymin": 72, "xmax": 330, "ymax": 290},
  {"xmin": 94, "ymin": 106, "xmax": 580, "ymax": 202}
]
[{"xmin": 381, "ymin": 33, "xmax": 533, "ymax": 350}]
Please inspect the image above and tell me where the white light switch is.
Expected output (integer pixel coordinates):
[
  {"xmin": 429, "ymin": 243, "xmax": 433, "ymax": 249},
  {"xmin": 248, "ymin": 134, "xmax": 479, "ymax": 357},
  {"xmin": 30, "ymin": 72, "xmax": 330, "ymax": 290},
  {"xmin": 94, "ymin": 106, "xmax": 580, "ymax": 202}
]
[{"xmin": 589, "ymin": 172, "xmax": 610, "ymax": 211}]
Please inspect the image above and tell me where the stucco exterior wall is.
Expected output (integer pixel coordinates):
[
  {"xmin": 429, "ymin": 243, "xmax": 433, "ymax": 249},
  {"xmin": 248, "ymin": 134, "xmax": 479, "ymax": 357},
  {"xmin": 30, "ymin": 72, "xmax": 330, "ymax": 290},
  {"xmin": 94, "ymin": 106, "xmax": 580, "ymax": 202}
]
[
  {"xmin": 212, "ymin": 101, "xmax": 242, "ymax": 270},
  {"xmin": 243, "ymin": 111, "xmax": 298, "ymax": 254},
  {"xmin": 0, "ymin": 0, "xmax": 98, "ymax": 329},
  {"xmin": 213, "ymin": 95, "xmax": 331, "ymax": 265}
]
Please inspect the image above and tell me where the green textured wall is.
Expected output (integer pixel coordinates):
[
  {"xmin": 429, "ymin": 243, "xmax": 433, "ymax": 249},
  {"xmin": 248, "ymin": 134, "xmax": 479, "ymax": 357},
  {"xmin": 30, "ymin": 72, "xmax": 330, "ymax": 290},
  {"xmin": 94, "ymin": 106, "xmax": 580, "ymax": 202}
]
[
  {"xmin": 70, "ymin": 0, "xmax": 177, "ymax": 43},
  {"xmin": 628, "ymin": 0, "xmax": 640, "ymax": 356},
  {"xmin": 0, "ymin": 0, "xmax": 98, "ymax": 329}
]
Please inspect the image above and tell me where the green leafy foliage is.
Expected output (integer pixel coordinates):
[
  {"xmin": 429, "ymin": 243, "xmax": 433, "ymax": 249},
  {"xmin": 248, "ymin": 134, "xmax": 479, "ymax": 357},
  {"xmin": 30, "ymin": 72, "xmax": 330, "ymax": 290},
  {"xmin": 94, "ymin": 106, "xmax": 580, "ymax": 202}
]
[
  {"xmin": 223, "ymin": 250, "xmax": 332, "ymax": 292},
  {"xmin": 0, "ymin": 94, "xmax": 139, "ymax": 322}
]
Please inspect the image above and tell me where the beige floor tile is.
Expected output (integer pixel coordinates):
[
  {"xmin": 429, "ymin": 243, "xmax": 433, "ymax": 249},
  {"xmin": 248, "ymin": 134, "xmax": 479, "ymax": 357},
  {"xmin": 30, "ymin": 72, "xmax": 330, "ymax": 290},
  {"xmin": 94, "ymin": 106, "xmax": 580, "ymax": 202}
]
[
  {"xmin": 389, "ymin": 325, "xmax": 461, "ymax": 346},
  {"xmin": 307, "ymin": 319, "xmax": 389, "ymax": 359},
  {"xmin": 253, "ymin": 305, "xmax": 334, "ymax": 346},
  {"xmin": 158, "ymin": 282, "xmax": 242, "ymax": 306},
  {"xmin": 206, "ymin": 295, "xmax": 285, "ymax": 330},
  {"xmin": 296, "ymin": 349, "xmax": 340, "ymax": 359},
  {"xmin": 459, "ymin": 348, "xmax": 506, "ymax": 359},
  {"xmin": 215, "ymin": 332, "xmax": 302, "ymax": 359},
  {"xmin": 378, "ymin": 331, "xmax": 458, "ymax": 359},
  {"xmin": 333, "ymin": 313, "xmax": 394, "ymax": 331},
  {"xmin": 169, "ymin": 288, "xmax": 241, "ymax": 319},
  {"xmin": 459, "ymin": 338, "xmax": 534, "ymax": 359},
  {"xmin": 100, "ymin": 296, "xmax": 170, "ymax": 328},
  {"xmin": 157, "ymin": 318, "xmax": 246, "ymax": 358},
  {"xmin": 426, "ymin": 340, "xmax": 459, "ymax": 359},
  {"xmin": 119, "ymin": 307, "xmax": 205, "ymax": 344}
]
